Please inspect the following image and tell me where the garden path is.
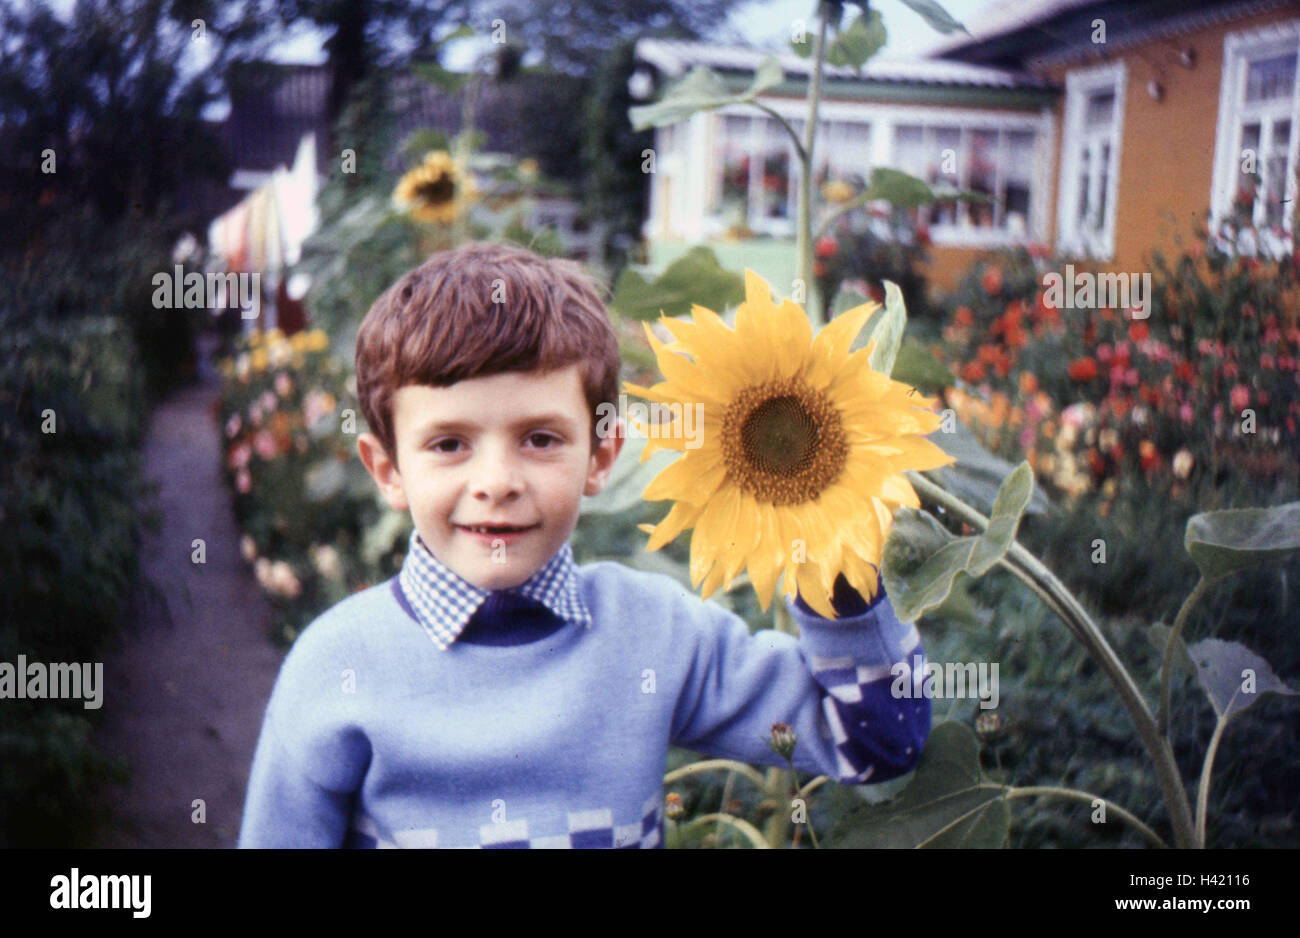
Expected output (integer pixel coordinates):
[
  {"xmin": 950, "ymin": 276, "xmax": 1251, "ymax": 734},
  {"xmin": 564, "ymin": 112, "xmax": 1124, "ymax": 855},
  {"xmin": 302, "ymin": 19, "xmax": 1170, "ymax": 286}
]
[{"xmin": 90, "ymin": 360, "xmax": 284, "ymax": 847}]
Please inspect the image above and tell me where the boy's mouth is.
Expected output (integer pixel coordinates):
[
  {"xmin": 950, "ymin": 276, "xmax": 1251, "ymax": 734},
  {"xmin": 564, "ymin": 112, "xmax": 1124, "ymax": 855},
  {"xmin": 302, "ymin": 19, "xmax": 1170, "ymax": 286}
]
[{"xmin": 455, "ymin": 523, "xmax": 540, "ymax": 538}]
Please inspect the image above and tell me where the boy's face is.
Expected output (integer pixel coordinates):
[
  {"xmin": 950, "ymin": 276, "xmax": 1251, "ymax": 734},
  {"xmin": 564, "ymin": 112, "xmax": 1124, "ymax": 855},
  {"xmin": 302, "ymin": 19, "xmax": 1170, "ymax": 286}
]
[{"xmin": 357, "ymin": 364, "xmax": 623, "ymax": 590}]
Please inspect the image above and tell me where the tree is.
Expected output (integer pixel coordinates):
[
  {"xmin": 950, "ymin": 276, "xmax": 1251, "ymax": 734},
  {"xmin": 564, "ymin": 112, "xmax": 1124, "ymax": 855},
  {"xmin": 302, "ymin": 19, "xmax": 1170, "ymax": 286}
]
[
  {"xmin": 480, "ymin": 0, "xmax": 747, "ymax": 75},
  {"xmin": 0, "ymin": 0, "xmax": 282, "ymax": 252}
]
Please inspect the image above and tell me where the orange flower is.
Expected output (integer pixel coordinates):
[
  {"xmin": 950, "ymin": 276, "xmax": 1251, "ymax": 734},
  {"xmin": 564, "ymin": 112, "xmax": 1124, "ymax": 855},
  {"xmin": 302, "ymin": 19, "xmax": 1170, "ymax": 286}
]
[
  {"xmin": 1139, "ymin": 439, "xmax": 1160, "ymax": 472},
  {"xmin": 1019, "ymin": 371, "xmax": 1038, "ymax": 395},
  {"xmin": 982, "ymin": 265, "xmax": 1003, "ymax": 296},
  {"xmin": 978, "ymin": 343, "xmax": 1000, "ymax": 364},
  {"xmin": 961, "ymin": 360, "xmax": 987, "ymax": 383},
  {"xmin": 954, "ymin": 306, "xmax": 975, "ymax": 327},
  {"xmin": 1068, "ymin": 357, "xmax": 1098, "ymax": 381}
]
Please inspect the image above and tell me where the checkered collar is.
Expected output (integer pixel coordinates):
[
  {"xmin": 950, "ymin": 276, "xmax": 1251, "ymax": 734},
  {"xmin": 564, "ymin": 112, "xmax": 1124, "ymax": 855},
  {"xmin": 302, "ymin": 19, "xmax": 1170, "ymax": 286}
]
[{"xmin": 397, "ymin": 528, "xmax": 592, "ymax": 650}]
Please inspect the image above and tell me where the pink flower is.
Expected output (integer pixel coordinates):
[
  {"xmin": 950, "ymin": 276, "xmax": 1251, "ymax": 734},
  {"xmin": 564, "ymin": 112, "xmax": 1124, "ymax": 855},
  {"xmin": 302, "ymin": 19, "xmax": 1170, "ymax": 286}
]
[
  {"xmin": 227, "ymin": 442, "xmax": 251, "ymax": 470},
  {"xmin": 1180, "ymin": 402, "xmax": 1194, "ymax": 424},
  {"xmin": 274, "ymin": 372, "xmax": 293, "ymax": 397},
  {"xmin": 1230, "ymin": 384, "xmax": 1250, "ymax": 412},
  {"xmin": 236, "ymin": 468, "xmax": 251, "ymax": 493},
  {"xmin": 1261, "ymin": 354, "xmax": 1275, "ymax": 370},
  {"xmin": 224, "ymin": 413, "xmax": 242, "ymax": 439},
  {"xmin": 1097, "ymin": 343, "xmax": 1113, "ymax": 363},
  {"xmin": 259, "ymin": 390, "xmax": 278, "ymax": 413},
  {"xmin": 1125, "ymin": 368, "xmax": 1139, "ymax": 386},
  {"xmin": 253, "ymin": 430, "xmax": 277, "ymax": 461}
]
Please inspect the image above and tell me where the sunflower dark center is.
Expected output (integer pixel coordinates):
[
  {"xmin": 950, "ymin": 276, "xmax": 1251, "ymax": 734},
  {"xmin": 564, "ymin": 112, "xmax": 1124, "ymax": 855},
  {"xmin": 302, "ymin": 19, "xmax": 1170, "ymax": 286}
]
[
  {"xmin": 415, "ymin": 176, "xmax": 455, "ymax": 204},
  {"xmin": 722, "ymin": 378, "xmax": 848, "ymax": 506}
]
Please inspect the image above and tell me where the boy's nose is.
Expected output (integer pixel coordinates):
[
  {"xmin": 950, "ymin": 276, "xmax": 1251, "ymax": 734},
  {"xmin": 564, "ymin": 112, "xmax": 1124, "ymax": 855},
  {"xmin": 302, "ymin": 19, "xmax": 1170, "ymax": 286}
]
[{"xmin": 469, "ymin": 446, "xmax": 526, "ymax": 502}]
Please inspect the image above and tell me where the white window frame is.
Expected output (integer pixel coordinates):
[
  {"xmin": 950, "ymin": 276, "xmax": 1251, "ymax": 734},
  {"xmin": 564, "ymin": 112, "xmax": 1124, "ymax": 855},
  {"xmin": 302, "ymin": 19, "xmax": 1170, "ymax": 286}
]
[
  {"xmin": 1210, "ymin": 18, "xmax": 1300, "ymax": 243},
  {"xmin": 1056, "ymin": 60, "xmax": 1127, "ymax": 261},
  {"xmin": 707, "ymin": 98, "xmax": 1051, "ymax": 248},
  {"xmin": 890, "ymin": 120, "xmax": 1046, "ymax": 246}
]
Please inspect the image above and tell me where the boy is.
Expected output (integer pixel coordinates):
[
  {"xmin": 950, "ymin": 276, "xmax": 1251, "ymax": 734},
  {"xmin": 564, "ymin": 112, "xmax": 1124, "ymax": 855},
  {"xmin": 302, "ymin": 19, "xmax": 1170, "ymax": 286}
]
[{"xmin": 237, "ymin": 242, "xmax": 930, "ymax": 849}]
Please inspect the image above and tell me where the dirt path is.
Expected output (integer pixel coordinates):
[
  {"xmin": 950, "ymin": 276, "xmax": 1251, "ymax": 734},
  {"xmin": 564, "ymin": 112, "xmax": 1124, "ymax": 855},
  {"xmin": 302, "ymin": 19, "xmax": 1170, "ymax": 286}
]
[{"xmin": 90, "ymin": 368, "xmax": 285, "ymax": 847}]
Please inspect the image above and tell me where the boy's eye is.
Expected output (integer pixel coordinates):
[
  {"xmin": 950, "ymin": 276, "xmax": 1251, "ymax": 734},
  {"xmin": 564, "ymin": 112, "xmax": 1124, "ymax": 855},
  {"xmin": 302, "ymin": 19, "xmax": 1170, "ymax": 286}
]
[
  {"xmin": 429, "ymin": 438, "xmax": 461, "ymax": 453},
  {"xmin": 527, "ymin": 432, "xmax": 560, "ymax": 448}
]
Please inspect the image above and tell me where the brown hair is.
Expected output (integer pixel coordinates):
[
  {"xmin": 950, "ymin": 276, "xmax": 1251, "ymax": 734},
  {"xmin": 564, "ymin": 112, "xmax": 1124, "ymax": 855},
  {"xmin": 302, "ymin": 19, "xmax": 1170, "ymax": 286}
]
[{"xmin": 355, "ymin": 242, "xmax": 621, "ymax": 464}]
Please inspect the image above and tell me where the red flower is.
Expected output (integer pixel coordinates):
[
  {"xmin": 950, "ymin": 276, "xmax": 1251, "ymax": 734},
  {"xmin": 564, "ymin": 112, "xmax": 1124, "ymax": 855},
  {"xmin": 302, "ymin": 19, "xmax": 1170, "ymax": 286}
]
[
  {"xmin": 813, "ymin": 260, "xmax": 827, "ymax": 277},
  {"xmin": 815, "ymin": 235, "xmax": 839, "ymax": 258},
  {"xmin": 1068, "ymin": 357, "xmax": 1098, "ymax": 381},
  {"xmin": 953, "ymin": 305, "xmax": 975, "ymax": 327},
  {"xmin": 1129, "ymin": 321, "xmax": 1149, "ymax": 342},
  {"xmin": 1139, "ymin": 440, "xmax": 1160, "ymax": 473},
  {"xmin": 961, "ymin": 361, "xmax": 987, "ymax": 383},
  {"xmin": 1175, "ymin": 360, "xmax": 1195, "ymax": 382},
  {"xmin": 981, "ymin": 265, "xmax": 1003, "ymax": 296}
]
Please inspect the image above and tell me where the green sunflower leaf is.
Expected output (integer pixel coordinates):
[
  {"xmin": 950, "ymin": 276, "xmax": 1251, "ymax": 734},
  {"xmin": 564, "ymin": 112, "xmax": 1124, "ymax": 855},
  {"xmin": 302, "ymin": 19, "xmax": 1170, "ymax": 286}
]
[
  {"xmin": 609, "ymin": 246, "xmax": 745, "ymax": 320},
  {"xmin": 825, "ymin": 722, "xmax": 1008, "ymax": 848},
  {"xmin": 890, "ymin": 338, "xmax": 955, "ymax": 394},
  {"xmin": 1183, "ymin": 502, "xmax": 1300, "ymax": 583},
  {"xmin": 895, "ymin": 0, "xmax": 970, "ymax": 35},
  {"xmin": 1184, "ymin": 638, "xmax": 1297, "ymax": 721},
  {"xmin": 629, "ymin": 57, "xmax": 784, "ymax": 131},
  {"xmin": 882, "ymin": 463, "xmax": 1034, "ymax": 622},
  {"xmin": 867, "ymin": 280, "xmax": 906, "ymax": 377},
  {"xmin": 825, "ymin": 10, "xmax": 887, "ymax": 72}
]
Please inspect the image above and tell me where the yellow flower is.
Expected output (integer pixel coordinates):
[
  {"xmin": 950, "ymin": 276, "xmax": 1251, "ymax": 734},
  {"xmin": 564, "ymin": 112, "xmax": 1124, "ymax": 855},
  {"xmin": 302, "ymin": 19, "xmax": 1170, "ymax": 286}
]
[
  {"xmin": 518, "ymin": 158, "xmax": 539, "ymax": 179},
  {"xmin": 821, "ymin": 179, "xmax": 856, "ymax": 204},
  {"xmin": 249, "ymin": 348, "xmax": 268, "ymax": 373},
  {"xmin": 625, "ymin": 270, "xmax": 953, "ymax": 619},
  {"xmin": 304, "ymin": 329, "xmax": 329, "ymax": 352},
  {"xmin": 393, "ymin": 150, "xmax": 478, "ymax": 224}
]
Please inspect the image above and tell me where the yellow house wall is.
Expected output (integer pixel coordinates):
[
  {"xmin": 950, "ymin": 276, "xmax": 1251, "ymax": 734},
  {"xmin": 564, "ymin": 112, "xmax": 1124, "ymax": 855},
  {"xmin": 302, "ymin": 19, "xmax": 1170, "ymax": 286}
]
[{"xmin": 1039, "ymin": 6, "xmax": 1300, "ymax": 274}]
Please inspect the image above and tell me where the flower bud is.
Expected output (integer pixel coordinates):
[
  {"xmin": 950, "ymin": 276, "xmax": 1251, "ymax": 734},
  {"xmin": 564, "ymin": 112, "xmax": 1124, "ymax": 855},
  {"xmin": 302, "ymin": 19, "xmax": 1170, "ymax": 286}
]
[
  {"xmin": 768, "ymin": 722, "xmax": 797, "ymax": 760},
  {"xmin": 664, "ymin": 792, "xmax": 685, "ymax": 822}
]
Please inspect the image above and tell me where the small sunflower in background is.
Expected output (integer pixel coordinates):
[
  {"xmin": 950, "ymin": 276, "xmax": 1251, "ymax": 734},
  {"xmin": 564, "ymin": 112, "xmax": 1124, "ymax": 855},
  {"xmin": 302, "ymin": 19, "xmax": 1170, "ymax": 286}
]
[
  {"xmin": 393, "ymin": 150, "xmax": 478, "ymax": 224},
  {"xmin": 625, "ymin": 271, "xmax": 953, "ymax": 619},
  {"xmin": 821, "ymin": 179, "xmax": 856, "ymax": 204}
]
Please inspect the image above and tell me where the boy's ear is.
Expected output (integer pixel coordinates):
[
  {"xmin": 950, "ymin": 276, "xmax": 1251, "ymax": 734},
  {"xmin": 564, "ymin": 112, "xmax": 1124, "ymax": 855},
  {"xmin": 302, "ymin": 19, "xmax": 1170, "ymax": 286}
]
[
  {"xmin": 583, "ymin": 416, "xmax": 625, "ymax": 497},
  {"xmin": 357, "ymin": 432, "xmax": 409, "ymax": 512}
]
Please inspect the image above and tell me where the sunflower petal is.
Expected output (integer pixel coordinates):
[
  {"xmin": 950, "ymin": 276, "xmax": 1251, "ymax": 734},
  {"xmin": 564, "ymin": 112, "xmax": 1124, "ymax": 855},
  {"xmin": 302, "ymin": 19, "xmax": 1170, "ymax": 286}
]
[
  {"xmin": 642, "ymin": 450, "xmax": 726, "ymax": 502},
  {"xmin": 644, "ymin": 500, "xmax": 705, "ymax": 552}
]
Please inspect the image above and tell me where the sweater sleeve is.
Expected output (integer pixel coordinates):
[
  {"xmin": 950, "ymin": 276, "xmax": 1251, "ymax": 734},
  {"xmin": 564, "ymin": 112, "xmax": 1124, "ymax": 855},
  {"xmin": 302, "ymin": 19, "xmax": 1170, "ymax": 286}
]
[
  {"xmin": 238, "ymin": 623, "xmax": 372, "ymax": 848},
  {"xmin": 668, "ymin": 575, "xmax": 929, "ymax": 785}
]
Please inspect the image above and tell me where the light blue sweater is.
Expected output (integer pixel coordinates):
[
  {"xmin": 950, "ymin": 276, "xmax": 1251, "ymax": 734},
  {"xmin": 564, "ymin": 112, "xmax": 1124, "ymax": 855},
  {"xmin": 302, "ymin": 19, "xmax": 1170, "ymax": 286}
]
[{"xmin": 238, "ymin": 559, "xmax": 930, "ymax": 848}]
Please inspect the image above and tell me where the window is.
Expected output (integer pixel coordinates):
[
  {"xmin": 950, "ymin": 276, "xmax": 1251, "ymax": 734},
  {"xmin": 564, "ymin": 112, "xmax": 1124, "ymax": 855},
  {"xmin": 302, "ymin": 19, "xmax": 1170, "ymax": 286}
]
[
  {"xmin": 1057, "ymin": 62, "xmax": 1126, "ymax": 259},
  {"xmin": 813, "ymin": 120, "xmax": 873, "ymax": 188},
  {"xmin": 1211, "ymin": 21, "xmax": 1300, "ymax": 250},
  {"xmin": 892, "ymin": 123, "xmax": 1040, "ymax": 235},
  {"xmin": 712, "ymin": 112, "xmax": 872, "ymax": 236}
]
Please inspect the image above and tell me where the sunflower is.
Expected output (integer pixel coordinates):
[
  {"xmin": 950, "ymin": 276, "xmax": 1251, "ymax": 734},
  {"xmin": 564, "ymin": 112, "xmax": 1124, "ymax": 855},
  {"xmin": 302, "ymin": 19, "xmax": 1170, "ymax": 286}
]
[
  {"xmin": 821, "ymin": 179, "xmax": 856, "ymax": 204},
  {"xmin": 393, "ymin": 150, "xmax": 477, "ymax": 224},
  {"xmin": 625, "ymin": 271, "xmax": 954, "ymax": 619}
]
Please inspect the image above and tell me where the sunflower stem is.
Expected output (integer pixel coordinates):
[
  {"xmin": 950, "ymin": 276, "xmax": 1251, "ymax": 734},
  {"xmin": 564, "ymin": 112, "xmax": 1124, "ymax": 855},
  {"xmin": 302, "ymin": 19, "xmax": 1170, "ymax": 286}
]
[
  {"xmin": 903, "ymin": 470, "xmax": 1198, "ymax": 848},
  {"xmin": 795, "ymin": 3, "xmax": 829, "ymax": 328},
  {"xmin": 1159, "ymin": 576, "xmax": 1211, "ymax": 740}
]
